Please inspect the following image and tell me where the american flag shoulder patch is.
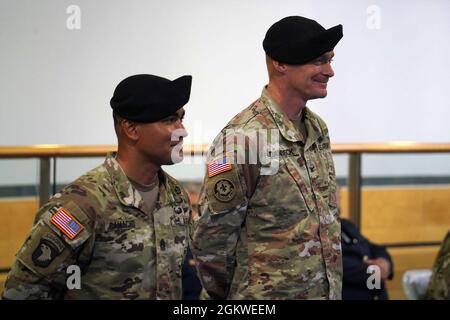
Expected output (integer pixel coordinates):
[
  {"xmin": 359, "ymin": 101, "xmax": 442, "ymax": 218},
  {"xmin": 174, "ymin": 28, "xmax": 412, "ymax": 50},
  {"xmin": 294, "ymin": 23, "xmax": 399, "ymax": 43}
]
[
  {"xmin": 50, "ymin": 208, "xmax": 84, "ymax": 240},
  {"xmin": 208, "ymin": 156, "xmax": 233, "ymax": 178}
]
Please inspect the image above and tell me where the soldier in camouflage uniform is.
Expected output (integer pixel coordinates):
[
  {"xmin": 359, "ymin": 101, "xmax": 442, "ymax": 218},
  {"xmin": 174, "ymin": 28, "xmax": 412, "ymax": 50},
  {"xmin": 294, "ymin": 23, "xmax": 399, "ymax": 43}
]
[
  {"xmin": 2, "ymin": 74, "xmax": 193, "ymax": 299},
  {"xmin": 426, "ymin": 231, "xmax": 450, "ymax": 300},
  {"xmin": 191, "ymin": 16, "xmax": 344, "ymax": 299}
]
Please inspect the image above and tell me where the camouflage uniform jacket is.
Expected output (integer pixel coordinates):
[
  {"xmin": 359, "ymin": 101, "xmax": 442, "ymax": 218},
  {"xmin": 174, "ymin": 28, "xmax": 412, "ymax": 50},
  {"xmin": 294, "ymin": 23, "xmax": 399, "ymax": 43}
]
[
  {"xmin": 426, "ymin": 231, "xmax": 450, "ymax": 300},
  {"xmin": 191, "ymin": 88, "xmax": 342, "ymax": 300},
  {"xmin": 2, "ymin": 152, "xmax": 191, "ymax": 300}
]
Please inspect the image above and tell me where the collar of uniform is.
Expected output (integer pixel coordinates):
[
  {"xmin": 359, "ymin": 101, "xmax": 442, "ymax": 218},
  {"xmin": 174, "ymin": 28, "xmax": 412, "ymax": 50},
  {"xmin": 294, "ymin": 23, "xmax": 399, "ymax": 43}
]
[
  {"xmin": 303, "ymin": 107, "xmax": 325, "ymax": 150},
  {"xmin": 104, "ymin": 153, "xmax": 175, "ymax": 212},
  {"xmin": 104, "ymin": 152, "xmax": 147, "ymax": 210},
  {"xmin": 261, "ymin": 88, "xmax": 305, "ymax": 143},
  {"xmin": 155, "ymin": 169, "xmax": 175, "ymax": 208}
]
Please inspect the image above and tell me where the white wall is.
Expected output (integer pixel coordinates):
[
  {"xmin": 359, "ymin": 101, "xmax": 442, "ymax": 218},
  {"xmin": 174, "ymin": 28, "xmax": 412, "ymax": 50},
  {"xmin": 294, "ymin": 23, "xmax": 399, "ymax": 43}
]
[{"xmin": 1, "ymin": 0, "xmax": 450, "ymax": 184}]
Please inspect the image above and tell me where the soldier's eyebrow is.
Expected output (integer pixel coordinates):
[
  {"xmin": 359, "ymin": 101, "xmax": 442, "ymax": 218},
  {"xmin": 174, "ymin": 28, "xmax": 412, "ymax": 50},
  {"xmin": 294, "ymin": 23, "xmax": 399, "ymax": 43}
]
[
  {"xmin": 311, "ymin": 53, "xmax": 334, "ymax": 65},
  {"xmin": 161, "ymin": 109, "xmax": 185, "ymax": 122}
]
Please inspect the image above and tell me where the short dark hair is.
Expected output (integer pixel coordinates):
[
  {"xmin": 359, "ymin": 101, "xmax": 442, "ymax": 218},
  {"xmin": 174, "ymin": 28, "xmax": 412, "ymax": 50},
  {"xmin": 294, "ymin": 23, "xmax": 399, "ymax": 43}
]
[{"xmin": 112, "ymin": 112, "xmax": 124, "ymax": 136}]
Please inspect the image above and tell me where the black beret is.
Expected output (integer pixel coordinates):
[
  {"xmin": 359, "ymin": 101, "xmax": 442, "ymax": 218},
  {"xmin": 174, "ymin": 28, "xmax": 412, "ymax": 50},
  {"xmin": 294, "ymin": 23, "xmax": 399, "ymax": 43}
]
[
  {"xmin": 110, "ymin": 74, "xmax": 192, "ymax": 123},
  {"xmin": 263, "ymin": 16, "xmax": 343, "ymax": 65}
]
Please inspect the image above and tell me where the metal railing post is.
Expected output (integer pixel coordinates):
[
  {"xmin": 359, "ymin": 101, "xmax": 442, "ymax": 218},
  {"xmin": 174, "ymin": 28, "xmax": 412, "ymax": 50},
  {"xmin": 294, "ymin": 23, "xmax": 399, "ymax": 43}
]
[
  {"xmin": 39, "ymin": 157, "xmax": 51, "ymax": 207},
  {"xmin": 348, "ymin": 152, "xmax": 362, "ymax": 227}
]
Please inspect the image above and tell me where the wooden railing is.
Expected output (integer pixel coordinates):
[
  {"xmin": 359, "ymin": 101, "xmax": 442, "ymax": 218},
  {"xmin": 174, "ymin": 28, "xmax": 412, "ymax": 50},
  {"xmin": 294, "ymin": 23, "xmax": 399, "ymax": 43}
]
[{"xmin": 1, "ymin": 143, "xmax": 450, "ymax": 227}]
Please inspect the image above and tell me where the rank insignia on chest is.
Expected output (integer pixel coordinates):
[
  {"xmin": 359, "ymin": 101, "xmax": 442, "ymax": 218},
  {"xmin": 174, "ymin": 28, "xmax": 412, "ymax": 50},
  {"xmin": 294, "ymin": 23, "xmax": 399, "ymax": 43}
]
[
  {"xmin": 208, "ymin": 156, "xmax": 232, "ymax": 177},
  {"xmin": 50, "ymin": 208, "xmax": 84, "ymax": 240}
]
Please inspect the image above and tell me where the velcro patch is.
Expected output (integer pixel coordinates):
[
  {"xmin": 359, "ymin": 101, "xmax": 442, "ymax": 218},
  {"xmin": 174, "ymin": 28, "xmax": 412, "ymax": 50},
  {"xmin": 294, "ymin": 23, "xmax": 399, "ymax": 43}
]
[
  {"xmin": 50, "ymin": 208, "xmax": 84, "ymax": 240},
  {"xmin": 208, "ymin": 156, "xmax": 232, "ymax": 177},
  {"xmin": 31, "ymin": 236, "xmax": 64, "ymax": 268},
  {"xmin": 206, "ymin": 165, "xmax": 246, "ymax": 213},
  {"xmin": 213, "ymin": 179, "xmax": 236, "ymax": 202}
]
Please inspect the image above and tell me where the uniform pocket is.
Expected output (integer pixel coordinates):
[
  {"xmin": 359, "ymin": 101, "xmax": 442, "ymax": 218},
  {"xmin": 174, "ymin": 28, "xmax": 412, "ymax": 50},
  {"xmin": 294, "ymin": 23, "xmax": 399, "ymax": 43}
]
[{"xmin": 283, "ymin": 157, "xmax": 316, "ymax": 213}]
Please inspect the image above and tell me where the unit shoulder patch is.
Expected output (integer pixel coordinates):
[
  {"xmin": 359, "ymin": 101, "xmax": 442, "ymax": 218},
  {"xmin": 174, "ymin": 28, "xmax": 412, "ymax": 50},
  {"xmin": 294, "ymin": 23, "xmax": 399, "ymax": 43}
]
[
  {"xmin": 31, "ymin": 235, "xmax": 65, "ymax": 268},
  {"xmin": 213, "ymin": 179, "xmax": 236, "ymax": 202},
  {"xmin": 206, "ymin": 163, "xmax": 246, "ymax": 213}
]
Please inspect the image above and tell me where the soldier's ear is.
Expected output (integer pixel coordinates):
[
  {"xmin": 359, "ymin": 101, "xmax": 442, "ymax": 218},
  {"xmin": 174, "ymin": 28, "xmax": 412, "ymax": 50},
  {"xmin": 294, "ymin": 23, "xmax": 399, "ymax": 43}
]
[
  {"xmin": 272, "ymin": 60, "xmax": 288, "ymax": 74},
  {"xmin": 121, "ymin": 119, "xmax": 139, "ymax": 142}
]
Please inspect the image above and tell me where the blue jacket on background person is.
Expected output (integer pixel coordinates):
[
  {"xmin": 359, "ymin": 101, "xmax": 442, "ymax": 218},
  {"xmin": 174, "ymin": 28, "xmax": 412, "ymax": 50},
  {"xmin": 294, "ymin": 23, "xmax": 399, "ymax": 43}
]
[
  {"xmin": 182, "ymin": 246, "xmax": 202, "ymax": 300},
  {"xmin": 341, "ymin": 218, "xmax": 394, "ymax": 300}
]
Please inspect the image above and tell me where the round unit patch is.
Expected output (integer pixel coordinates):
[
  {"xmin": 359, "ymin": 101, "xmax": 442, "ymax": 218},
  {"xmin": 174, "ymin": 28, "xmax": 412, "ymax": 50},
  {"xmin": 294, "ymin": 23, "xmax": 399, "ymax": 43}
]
[{"xmin": 214, "ymin": 179, "xmax": 236, "ymax": 202}]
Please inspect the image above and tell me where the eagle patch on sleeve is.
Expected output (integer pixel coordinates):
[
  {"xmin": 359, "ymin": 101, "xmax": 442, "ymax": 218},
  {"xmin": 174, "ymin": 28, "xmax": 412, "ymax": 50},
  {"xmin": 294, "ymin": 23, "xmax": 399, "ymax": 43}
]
[
  {"xmin": 31, "ymin": 233, "xmax": 66, "ymax": 268},
  {"xmin": 16, "ymin": 220, "xmax": 72, "ymax": 275}
]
